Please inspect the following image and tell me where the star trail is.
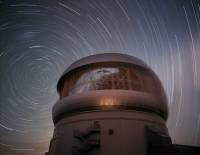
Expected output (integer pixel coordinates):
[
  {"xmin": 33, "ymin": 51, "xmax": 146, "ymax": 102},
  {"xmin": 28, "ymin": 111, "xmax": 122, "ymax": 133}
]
[{"xmin": 0, "ymin": 0, "xmax": 200, "ymax": 155}]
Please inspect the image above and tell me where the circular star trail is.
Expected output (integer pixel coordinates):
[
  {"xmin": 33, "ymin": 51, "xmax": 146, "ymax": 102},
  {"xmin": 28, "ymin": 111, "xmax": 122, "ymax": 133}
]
[{"xmin": 0, "ymin": 0, "xmax": 200, "ymax": 155}]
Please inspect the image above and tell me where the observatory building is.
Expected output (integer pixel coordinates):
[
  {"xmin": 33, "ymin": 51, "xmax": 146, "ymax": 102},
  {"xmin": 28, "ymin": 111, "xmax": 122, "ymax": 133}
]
[{"xmin": 46, "ymin": 53, "xmax": 199, "ymax": 155}]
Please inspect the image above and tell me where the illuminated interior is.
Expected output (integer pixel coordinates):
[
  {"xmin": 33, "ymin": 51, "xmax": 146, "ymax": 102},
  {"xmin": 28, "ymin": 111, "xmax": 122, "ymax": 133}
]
[{"xmin": 60, "ymin": 62, "xmax": 161, "ymax": 98}]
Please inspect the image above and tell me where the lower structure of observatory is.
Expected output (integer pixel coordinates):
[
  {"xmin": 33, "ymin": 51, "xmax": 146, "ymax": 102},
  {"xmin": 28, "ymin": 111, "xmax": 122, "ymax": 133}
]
[{"xmin": 46, "ymin": 53, "xmax": 200, "ymax": 155}]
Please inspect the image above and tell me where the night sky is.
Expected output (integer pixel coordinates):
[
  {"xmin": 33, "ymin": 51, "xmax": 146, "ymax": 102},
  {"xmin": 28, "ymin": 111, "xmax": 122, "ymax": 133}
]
[{"xmin": 0, "ymin": 0, "xmax": 200, "ymax": 155}]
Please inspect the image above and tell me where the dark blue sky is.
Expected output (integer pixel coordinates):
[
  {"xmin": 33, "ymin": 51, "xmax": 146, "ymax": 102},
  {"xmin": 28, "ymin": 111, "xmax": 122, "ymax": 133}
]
[{"xmin": 0, "ymin": 0, "xmax": 200, "ymax": 155}]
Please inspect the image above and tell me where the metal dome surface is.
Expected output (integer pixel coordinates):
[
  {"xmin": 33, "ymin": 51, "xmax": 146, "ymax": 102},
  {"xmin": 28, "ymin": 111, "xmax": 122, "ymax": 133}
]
[
  {"xmin": 54, "ymin": 53, "xmax": 168, "ymax": 123},
  {"xmin": 65, "ymin": 53, "xmax": 148, "ymax": 73}
]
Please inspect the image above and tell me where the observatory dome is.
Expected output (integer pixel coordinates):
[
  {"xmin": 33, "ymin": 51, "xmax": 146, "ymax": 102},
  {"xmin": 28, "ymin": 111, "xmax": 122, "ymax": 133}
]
[{"xmin": 53, "ymin": 53, "xmax": 168, "ymax": 123}]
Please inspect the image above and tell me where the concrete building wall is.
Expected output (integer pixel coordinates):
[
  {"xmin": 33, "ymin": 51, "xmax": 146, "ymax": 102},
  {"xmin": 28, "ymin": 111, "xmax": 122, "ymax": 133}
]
[{"xmin": 49, "ymin": 111, "xmax": 168, "ymax": 155}]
